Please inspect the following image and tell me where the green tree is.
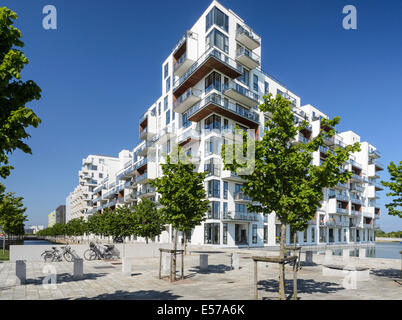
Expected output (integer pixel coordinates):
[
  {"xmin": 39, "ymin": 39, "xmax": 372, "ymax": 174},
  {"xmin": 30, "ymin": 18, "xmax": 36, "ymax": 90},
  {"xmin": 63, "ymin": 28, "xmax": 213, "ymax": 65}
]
[
  {"xmin": 0, "ymin": 7, "xmax": 42, "ymax": 184},
  {"xmin": 0, "ymin": 192, "xmax": 27, "ymax": 253},
  {"xmin": 131, "ymin": 198, "xmax": 164, "ymax": 244},
  {"xmin": 65, "ymin": 217, "xmax": 87, "ymax": 241},
  {"xmin": 222, "ymin": 93, "xmax": 360, "ymax": 299},
  {"xmin": 150, "ymin": 147, "xmax": 210, "ymax": 281},
  {"xmin": 381, "ymin": 161, "xmax": 402, "ymax": 218}
]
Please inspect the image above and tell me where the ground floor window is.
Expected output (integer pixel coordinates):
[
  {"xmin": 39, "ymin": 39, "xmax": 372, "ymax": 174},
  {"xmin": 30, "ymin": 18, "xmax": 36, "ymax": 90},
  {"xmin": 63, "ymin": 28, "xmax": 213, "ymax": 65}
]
[
  {"xmin": 264, "ymin": 225, "xmax": 268, "ymax": 243},
  {"xmin": 223, "ymin": 223, "xmax": 228, "ymax": 245},
  {"xmin": 311, "ymin": 227, "xmax": 315, "ymax": 243},
  {"xmin": 252, "ymin": 224, "xmax": 257, "ymax": 244},
  {"xmin": 204, "ymin": 223, "xmax": 220, "ymax": 244},
  {"xmin": 303, "ymin": 229, "xmax": 307, "ymax": 243},
  {"xmin": 363, "ymin": 230, "xmax": 365, "ymax": 241},
  {"xmin": 343, "ymin": 229, "xmax": 347, "ymax": 242},
  {"xmin": 319, "ymin": 227, "xmax": 326, "ymax": 243},
  {"xmin": 275, "ymin": 225, "xmax": 281, "ymax": 244},
  {"xmin": 338, "ymin": 228, "xmax": 341, "ymax": 242}
]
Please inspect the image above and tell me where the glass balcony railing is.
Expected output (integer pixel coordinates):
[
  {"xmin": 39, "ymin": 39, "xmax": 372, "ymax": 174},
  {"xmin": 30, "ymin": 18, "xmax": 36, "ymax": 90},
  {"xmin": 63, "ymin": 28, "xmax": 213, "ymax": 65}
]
[
  {"xmin": 236, "ymin": 26, "xmax": 261, "ymax": 45},
  {"xmin": 173, "ymin": 88, "xmax": 202, "ymax": 109},
  {"xmin": 136, "ymin": 172, "xmax": 148, "ymax": 183},
  {"xmin": 350, "ymin": 159, "xmax": 362, "ymax": 169},
  {"xmin": 235, "ymin": 47, "xmax": 260, "ymax": 64},
  {"xmin": 223, "ymin": 211, "xmax": 258, "ymax": 221},
  {"xmin": 336, "ymin": 207, "xmax": 348, "ymax": 214},
  {"xmin": 174, "ymin": 53, "xmax": 188, "ymax": 72},
  {"xmin": 186, "ymin": 93, "xmax": 259, "ymax": 124},
  {"xmin": 223, "ymin": 81, "xmax": 260, "ymax": 103},
  {"xmin": 234, "ymin": 192, "xmax": 252, "ymax": 201}
]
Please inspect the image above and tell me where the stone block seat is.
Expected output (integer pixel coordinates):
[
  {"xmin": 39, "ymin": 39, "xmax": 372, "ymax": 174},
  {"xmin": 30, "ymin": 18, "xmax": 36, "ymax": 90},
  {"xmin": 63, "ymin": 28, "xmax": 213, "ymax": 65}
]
[{"xmin": 322, "ymin": 264, "xmax": 370, "ymax": 281}]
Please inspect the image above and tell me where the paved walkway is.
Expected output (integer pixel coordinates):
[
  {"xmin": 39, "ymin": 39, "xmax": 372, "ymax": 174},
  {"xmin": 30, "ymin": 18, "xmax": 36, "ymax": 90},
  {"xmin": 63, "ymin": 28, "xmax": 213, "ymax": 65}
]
[{"xmin": 0, "ymin": 252, "xmax": 401, "ymax": 300}]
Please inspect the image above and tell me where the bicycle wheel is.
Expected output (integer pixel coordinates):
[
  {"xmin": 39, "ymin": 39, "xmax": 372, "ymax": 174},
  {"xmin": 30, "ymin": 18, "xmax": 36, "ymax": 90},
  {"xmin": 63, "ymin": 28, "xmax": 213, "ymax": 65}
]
[
  {"xmin": 63, "ymin": 251, "xmax": 73, "ymax": 262},
  {"xmin": 84, "ymin": 249, "xmax": 97, "ymax": 261},
  {"xmin": 41, "ymin": 251, "xmax": 54, "ymax": 262}
]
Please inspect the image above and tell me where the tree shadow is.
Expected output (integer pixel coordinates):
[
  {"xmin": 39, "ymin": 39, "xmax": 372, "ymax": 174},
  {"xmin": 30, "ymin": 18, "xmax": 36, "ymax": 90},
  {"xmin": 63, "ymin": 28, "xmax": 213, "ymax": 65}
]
[
  {"xmin": 25, "ymin": 272, "xmax": 108, "ymax": 286},
  {"xmin": 258, "ymin": 278, "xmax": 345, "ymax": 298},
  {"xmin": 189, "ymin": 264, "xmax": 233, "ymax": 274},
  {"xmin": 370, "ymin": 268, "xmax": 402, "ymax": 280},
  {"xmin": 69, "ymin": 289, "xmax": 182, "ymax": 300}
]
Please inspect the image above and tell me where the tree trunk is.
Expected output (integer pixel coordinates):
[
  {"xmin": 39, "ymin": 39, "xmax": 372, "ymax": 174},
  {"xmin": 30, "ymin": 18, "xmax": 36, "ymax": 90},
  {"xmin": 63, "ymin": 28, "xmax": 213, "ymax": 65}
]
[
  {"xmin": 278, "ymin": 223, "xmax": 286, "ymax": 300},
  {"xmin": 183, "ymin": 231, "xmax": 187, "ymax": 255},
  {"xmin": 2, "ymin": 234, "xmax": 5, "ymax": 254},
  {"xmin": 172, "ymin": 228, "xmax": 178, "ymax": 281},
  {"xmin": 146, "ymin": 237, "xmax": 148, "ymax": 244}
]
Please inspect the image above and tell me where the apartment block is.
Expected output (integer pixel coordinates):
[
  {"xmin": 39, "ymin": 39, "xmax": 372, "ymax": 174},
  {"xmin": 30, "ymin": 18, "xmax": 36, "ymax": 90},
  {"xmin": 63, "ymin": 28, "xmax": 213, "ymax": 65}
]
[{"xmin": 80, "ymin": 1, "xmax": 382, "ymax": 247}]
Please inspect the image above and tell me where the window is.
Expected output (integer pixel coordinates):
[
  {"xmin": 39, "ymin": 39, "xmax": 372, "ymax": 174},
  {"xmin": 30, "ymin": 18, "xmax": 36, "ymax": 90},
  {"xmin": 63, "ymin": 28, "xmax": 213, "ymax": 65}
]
[
  {"xmin": 304, "ymin": 229, "xmax": 308, "ymax": 243},
  {"xmin": 166, "ymin": 77, "xmax": 171, "ymax": 93},
  {"xmin": 164, "ymin": 96, "xmax": 168, "ymax": 111},
  {"xmin": 166, "ymin": 110, "xmax": 170, "ymax": 125},
  {"xmin": 223, "ymin": 223, "xmax": 228, "ymax": 244},
  {"xmin": 185, "ymin": 148, "xmax": 191, "ymax": 158},
  {"xmin": 164, "ymin": 62, "xmax": 169, "ymax": 79},
  {"xmin": 338, "ymin": 228, "xmax": 342, "ymax": 242},
  {"xmin": 172, "ymin": 111, "xmax": 175, "ymax": 121},
  {"xmin": 252, "ymin": 224, "xmax": 257, "ymax": 244},
  {"xmin": 238, "ymin": 67, "xmax": 249, "ymax": 86},
  {"xmin": 99, "ymin": 173, "xmax": 103, "ymax": 178},
  {"xmin": 253, "ymin": 74, "xmax": 258, "ymax": 92},
  {"xmin": 151, "ymin": 107, "xmax": 156, "ymax": 116},
  {"xmin": 343, "ymin": 229, "xmax": 347, "ymax": 242},
  {"xmin": 206, "ymin": 28, "xmax": 229, "ymax": 53},
  {"xmin": 311, "ymin": 227, "xmax": 315, "ymax": 243},
  {"xmin": 264, "ymin": 225, "xmax": 268, "ymax": 243},
  {"xmin": 204, "ymin": 223, "xmax": 220, "ymax": 244},
  {"xmin": 206, "ymin": 7, "xmax": 228, "ymax": 32},
  {"xmin": 223, "ymin": 181, "xmax": 228, "ymax": 199},
  {"xmin": 223, "ymin": 202, "xmax": 228, "ymax": 218},
  {"xmin": 158, "ymin": 102, "xmax": 161, "ymax": 116},
  {"xmin": 208, "ymin": 180, "xmax": 220, "ymax": 198},
  {"xmin": 205, "ymin": 114, "xmax": 221, "ymax": 132},
  {"xmin": 208, "ymin": 201, "xmax": 220, "ymax": 219},
  {"xmin": 182, "ymin": 111, "xmax": 191, "ymax": 128},
  {"xmin": 223, "ymin": 119, "xmax": 229, "ymax": 130},
  {"xmin": 99, "ymin": 159, "xmax": 104, "ymax": 164},
  {"xmin": 205, "ymin": 71, "xmax": 222, "ymax": 93},
  {"xmin": 166, "ymin": 139, "xmax": 171, "ymax": 154},
  {"xmin": 91, "ymin": 165, "xmax": 97, "ymax": 170},
  {"xmin": 264, "ymin": 81, "xmax": 269, "ymax": 95}
]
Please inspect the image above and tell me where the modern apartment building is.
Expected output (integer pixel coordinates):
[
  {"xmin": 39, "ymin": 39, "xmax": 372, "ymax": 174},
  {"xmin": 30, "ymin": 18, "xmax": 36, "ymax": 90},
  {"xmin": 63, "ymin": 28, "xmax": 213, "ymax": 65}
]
[
  {"xmin": 83, "ymin": 1, "xmax": 382, "ymax": 247},
  {"xmin": 48, "ymin": 210, "xmax": 56, "ymax": 228},
  {"xmin": 68, "ymin": 153, "xmax": 131, "ymax": 220},
  {"xmin": 55, "ymin": 205, "xmax": 66, "ymax": 224}
]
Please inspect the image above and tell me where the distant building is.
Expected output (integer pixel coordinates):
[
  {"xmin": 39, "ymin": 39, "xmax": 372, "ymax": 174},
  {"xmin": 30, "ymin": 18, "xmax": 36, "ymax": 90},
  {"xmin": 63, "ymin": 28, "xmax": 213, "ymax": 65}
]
[
  {"xmin": 65, "ymin": 195, "xmax": 71, "ymax": 222},
  {"xmin": 25, "ymin": 225, "xmax": 44, "ymax": 234},
  {"xmin": 48, "ymin": 211, "xmax": 56, "ymax": 227},
  {"xmin": 56, "ymin": 205, "xmax": 66, "ymax": 224}
]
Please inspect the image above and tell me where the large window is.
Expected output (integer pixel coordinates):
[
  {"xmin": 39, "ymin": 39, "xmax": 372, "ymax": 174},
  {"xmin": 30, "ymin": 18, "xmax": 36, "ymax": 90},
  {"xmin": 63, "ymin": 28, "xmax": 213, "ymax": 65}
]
[
  {"xmin": 311, "ymin": 227, "xmax": 315, "ymax": 243},
  {"xmin": 223, "ymin": 181, "xmax": 228, "ymax": 199},
  {"xmin": 264, "ymin": 225, "xmax": 268, "ymax": 243},
  {"xmin": 206, "ymin": 28, "xmax": 229, "ymax": 53},
  {"xmin": 205, "ymin": 114, "xmax": 221, "ymax": 132},
  {"xmin": 208, "ymin": 201, "xmax": 220, "ymax": 219},
  {"xmin": 182, "ymin": 112, "xmax": 191, "ymax": 128},
  {"xmin": 166, "ymin": 110, "xmax": 170, "ymax": 125},
  {"xmin": 252, "ymin": 224, "xmax": 257, "ymax": 244},
  {"xmin": 205, "ymin": 71, "xmax": 222, "ymax": 93},
  {"xmin": 208, "ymin": 180, "xmax": 220, "ymax": 198},
  {"xmin": 164, "ymin": 96, "xmax": 168, "ymax": 111},
  {"xmin": 238, "ymin": 66, "xmax": 249, "ymax": 86},
  {"xmin": 223, "ymin": 202, "xmax": 228, "ymax": 218},
  {"xmin": 223, "ymin": 223, "xmax": 228, "ymax": 245},
  {"xmin": 206, "ymin": 7, "xmax": 228, "ymax": 32},
  {"xmin": 264, "ymin": 81, "xmax": 269, "ymax": 95},
  {"xmin": 253, "ymin": 74, "xmax": 258, "ymax": 92}
]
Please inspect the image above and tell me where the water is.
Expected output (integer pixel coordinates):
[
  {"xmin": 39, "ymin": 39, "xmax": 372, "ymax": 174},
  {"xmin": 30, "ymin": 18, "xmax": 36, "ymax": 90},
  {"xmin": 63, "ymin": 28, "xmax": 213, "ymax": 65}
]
[
  {"xmin": 314, "ymin": 242, "xmax": 402, "ymax": 259},
  {"xmin": 23, "ymin": 240, "xmax": 56, "ymax": 245}
]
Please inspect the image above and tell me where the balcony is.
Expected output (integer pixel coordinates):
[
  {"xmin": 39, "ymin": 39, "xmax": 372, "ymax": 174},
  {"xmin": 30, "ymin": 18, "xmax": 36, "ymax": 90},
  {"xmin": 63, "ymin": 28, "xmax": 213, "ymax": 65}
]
[
  {"xmin": 236, "ymin": 25, "xmax": 261, "ymax": 50},
  {"xmin": 187, "ymin": 93, "xmax": 259, "ymax": 129},
  {"xmin": 222, "ymin": 211, "xmax": 258, "ymax": 222},
  {"xmin": 234, "ymin": 192, "xmax": 252, "ymax": 202},
  {"xmin": 350, "ymin": 173, "xmax": 364, "ymax": 183},
  {"xmin": 223, "ymin": 81, "xmax": 259, "ymax": 108},
  {"xmin": 369, "ymin": 149, "xmax": 381, "ymax": 159},
  {"xmin": 336, "ymin": 207, "xmax": 349, "ymax": 215},
  {"xmin": 323, "ymin": 135, "xmax": 335, "ymax": 145},
  {"xmin": 205, "ymin": 164, "xmax": 221, "ymax": 178},
  {"xmin": 124, "ymin": 192, "xmax": 137, "ymax": 203},
  {"xmin": 350, "ymin": 197, "xmax": 363, "ymax": 205},
  {"xmin": 136, "ymin": 172, "xmax": 148, "ymax": 184},
  {"xmin": 349, "ymin": 184, "xmax": 363, "ymax": 193},
  {"xmin": 137, "ymin": 141, "xmax": 154, "ymax": 157},
  {"xmin": 351, "ymin": 210, "xmax": 362, "ymax": 217},
  {"xmin": 367, "ymin": 164, "xmax": 380, "ymax": 178},
  {"xmin": 117, "ymin": 163, "xmax": 136, "ymax": 181},
  {"xmin": 329, "ymin": 192, "xmax": 349, "ymax": 203},
  {"xmin": 334, "ymin": 138, "xmax": 346, "ymax": 148},
  {"xmin": 174, "ymin": 53, "xmax": 195, "ymax": 77},
  {"xmin": 367, "ymin": 185, "xmax": 376, "ymax": 198},
  {"xmin": 335, "ymin": 181, "xmax": 349, "ymax": 189},
  {"xmin": 293, "ymin": 134, "xmax": 309, "ymax": 144},
  {"xmin": 173, "ymin": 47, "xmax": 242, "ymax": 98},
  {"xmin": 364, "ymin": 223, "xmax": 374, "ymax": 230},
  {"xmin": 235, "ymin": 47, "xmax": 260, "ymax": 69},
  {"xmin": 137, "ymin": 187, "xmax": 156, "ymax": 197},
  {"xmin": 349, "ymin": 159, "xmax": 362, "ymax": 169},
  {"xmin": 177, "ymin": 129, "xmax": 201, "ymax": 147},
  {"xmin": 173, "ymin": 88, "xmax": 202, "ymax": 113}
]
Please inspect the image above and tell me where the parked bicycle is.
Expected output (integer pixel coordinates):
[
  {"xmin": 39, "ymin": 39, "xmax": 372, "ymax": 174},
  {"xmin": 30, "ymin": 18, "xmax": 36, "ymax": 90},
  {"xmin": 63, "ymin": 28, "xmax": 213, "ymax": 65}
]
[
  {"xmin": 83, "ymin": 242, "xmax": 116, "ymax": 261},
  {"xmin": 41, "ymin": 245, "xmax": 76, "ymax": 262}
]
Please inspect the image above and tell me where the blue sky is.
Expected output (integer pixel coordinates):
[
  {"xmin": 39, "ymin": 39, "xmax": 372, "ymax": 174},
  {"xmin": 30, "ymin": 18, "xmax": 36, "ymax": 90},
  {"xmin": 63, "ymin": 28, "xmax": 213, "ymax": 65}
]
[{"xmin": 1, "ymin": 0, "xmax": 402, "ymax": 232}]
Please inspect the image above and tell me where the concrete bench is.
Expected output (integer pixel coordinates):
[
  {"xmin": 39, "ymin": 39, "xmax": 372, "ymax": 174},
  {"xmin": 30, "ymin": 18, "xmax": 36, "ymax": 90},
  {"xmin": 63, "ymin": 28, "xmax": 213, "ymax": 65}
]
[
  {"xmin": 16, "ymin": 260, "xmax": 26, "ymax": 285},
  {"xmin": 73, "ymin": 258, "xmax": 83, "ymax": 279},
  {"xmin": 322, "ymin": 264, "xmax": 370, "ymax": 281},
  {"xmin": 200, "ymin": 254, "xmax": 208, "ymax": 272}
]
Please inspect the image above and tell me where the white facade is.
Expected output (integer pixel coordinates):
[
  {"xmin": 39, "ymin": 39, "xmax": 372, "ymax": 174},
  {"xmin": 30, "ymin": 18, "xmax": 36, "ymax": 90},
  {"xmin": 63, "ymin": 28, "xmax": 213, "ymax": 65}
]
[{"xmin": 80, "ymin": 1, "xmax": 381, "ymax": 247}]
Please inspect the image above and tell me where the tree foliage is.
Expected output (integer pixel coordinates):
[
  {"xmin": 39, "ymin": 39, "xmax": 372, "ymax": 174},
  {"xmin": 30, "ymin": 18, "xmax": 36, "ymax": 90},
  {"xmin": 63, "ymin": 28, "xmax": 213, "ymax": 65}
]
[
  {"xmin": 381, "ymin": 161, "xmax": 402, "ymax": 218},
  {"xmin": 222, "ymin": 93, "xmax": 360, "ymax": 299},
  {"xmin": 0, "ymin": 7, "xmax": 42, "ymax": 182},
  {"xmin": 131, "ymin": 198, "xmax": 165, "ymax": 243}
]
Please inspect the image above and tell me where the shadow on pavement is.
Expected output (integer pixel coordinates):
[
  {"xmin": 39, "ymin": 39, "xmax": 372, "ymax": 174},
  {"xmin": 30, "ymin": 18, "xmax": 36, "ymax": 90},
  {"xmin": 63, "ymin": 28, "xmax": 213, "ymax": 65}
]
[
  {"xmin": 189, "ymin": 264, "xmax": 233, "ymax": 274},
  {"xmin": 25, "ymin": 272, "xmax": 108, "ymax": 285},
  {"xmin": 70, "ymin": 289, "xmax": 182, "ymax": 300},
  {"xmin": 370, "ymin": 268, "xmax": 402, "ymax": 280}
]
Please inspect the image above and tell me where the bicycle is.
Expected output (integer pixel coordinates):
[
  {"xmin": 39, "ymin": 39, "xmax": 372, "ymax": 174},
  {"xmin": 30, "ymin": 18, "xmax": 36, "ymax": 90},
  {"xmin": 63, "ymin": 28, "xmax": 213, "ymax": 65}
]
[
  {"xmin": 41, "ymin": 246, "xmax": 76, "ymax": 262},
  {"xmin": 83, "ymin": 242, "xmax": 115, "ymax": 261}
]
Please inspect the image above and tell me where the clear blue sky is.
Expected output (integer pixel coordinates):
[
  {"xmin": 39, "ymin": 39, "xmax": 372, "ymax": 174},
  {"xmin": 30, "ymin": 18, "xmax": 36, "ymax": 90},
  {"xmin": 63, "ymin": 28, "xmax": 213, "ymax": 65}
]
[{"xmin": 1, "ymin": 0, "xmax": 401, "ymax": 232}]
